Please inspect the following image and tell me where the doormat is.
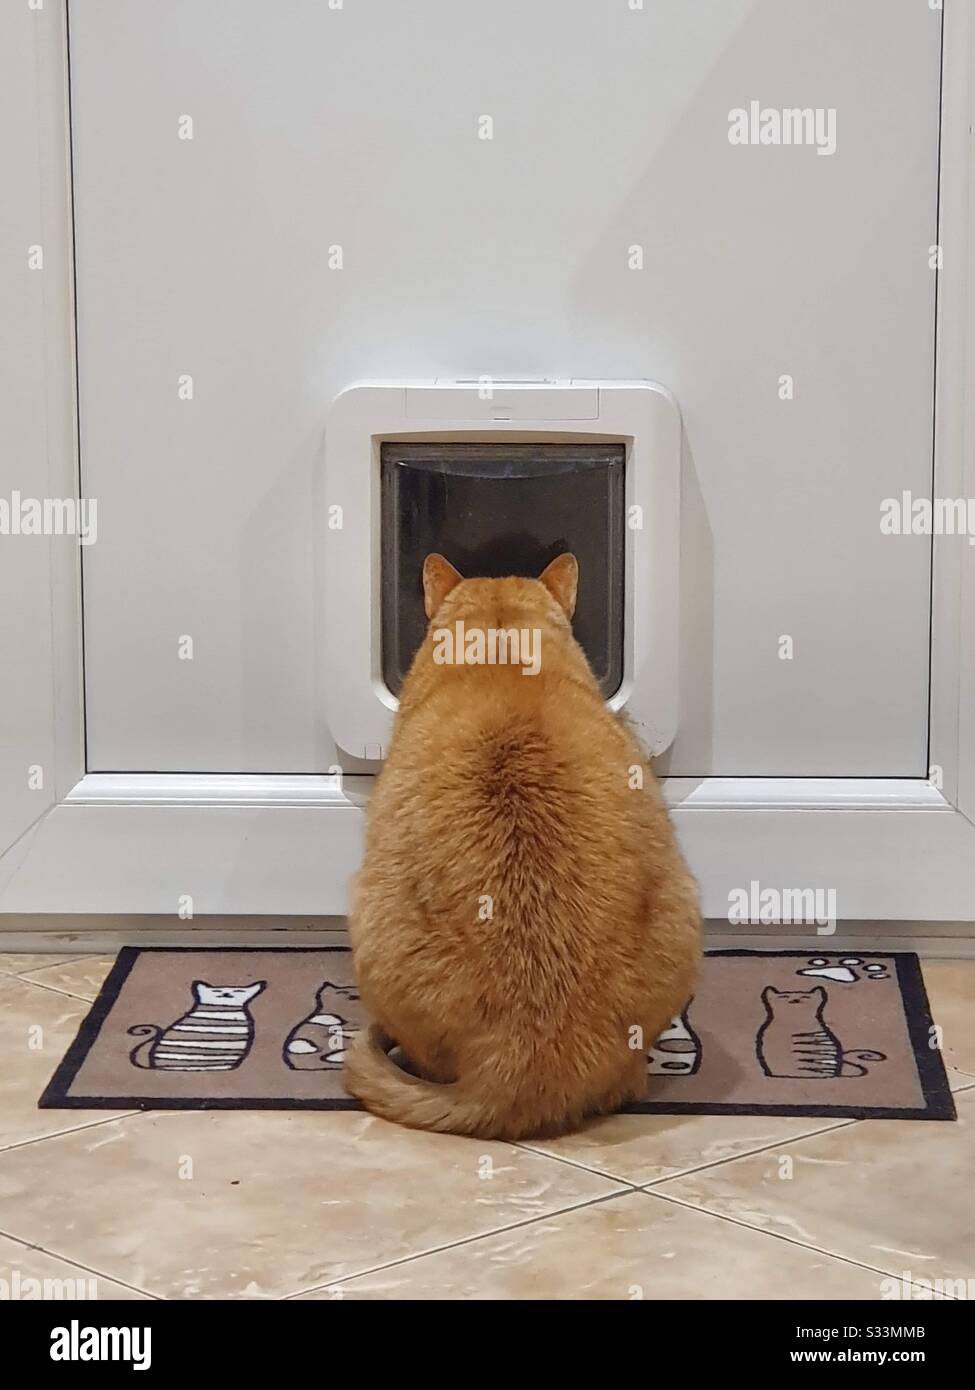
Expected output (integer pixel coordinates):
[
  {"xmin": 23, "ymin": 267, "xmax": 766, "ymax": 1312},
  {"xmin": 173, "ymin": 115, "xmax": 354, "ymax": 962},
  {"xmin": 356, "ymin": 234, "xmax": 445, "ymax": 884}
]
[{"xmin": 39, "ymin": 948, "xmax": 955, "ymax": 1120}]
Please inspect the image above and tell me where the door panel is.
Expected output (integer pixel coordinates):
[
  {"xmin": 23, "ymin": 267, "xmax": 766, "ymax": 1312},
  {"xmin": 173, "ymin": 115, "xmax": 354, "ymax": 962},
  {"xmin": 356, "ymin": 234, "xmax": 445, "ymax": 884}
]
[
  {"xmin": 71, "ymin": 0, "xmax": 940, "ymax": 774},
  {"xmin": 0, "ymin": 1, "xmax": 67, "ymax": 852}
]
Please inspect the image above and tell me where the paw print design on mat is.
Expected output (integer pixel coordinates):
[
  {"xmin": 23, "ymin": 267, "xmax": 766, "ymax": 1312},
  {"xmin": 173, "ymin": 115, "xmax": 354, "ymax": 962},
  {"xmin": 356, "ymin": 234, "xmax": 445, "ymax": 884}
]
[{"xmin": 797, "ymin": 956, "xmax": 890, "ymax": 984}]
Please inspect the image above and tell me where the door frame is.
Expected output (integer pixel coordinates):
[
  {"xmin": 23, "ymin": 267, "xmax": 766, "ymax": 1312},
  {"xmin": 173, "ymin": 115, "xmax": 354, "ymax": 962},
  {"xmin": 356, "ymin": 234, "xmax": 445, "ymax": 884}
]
[{"xmin": 2, "ymin": 0, "xmax": 974, "ymax": 929}]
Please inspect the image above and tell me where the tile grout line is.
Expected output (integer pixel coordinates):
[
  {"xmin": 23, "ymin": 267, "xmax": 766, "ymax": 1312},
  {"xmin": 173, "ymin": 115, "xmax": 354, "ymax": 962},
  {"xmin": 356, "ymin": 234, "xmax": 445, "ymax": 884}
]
[
  {"xmin": 637, "ymin": 1188, "xmax": 961, "ymax": 1299},
  {"xmin": 280, "ymin": 1186, "xmax": 638, "ymax": 1299},
  {"xmin": 16, "ymin": 952, "xmax": 104, "ymax": 964},
  {"xmin": 7, "ymin": 954, "xmax": 103, "ymax": 977},
  {"xmin": 638, "ymin": 1118, "xmax": 863, "ymax": 1188},
  {"xmin": 11, "ymin": 976, "xmax": 102, "ymax": 1005},
  {"xmin": 509, "ymin": 1140, "xmax": 646, "ymax": 1189},
  {"xmin": 631, "ymin": 1075, "xmax": 975, "ymax": 1188},
  {"xmin": 517, "ymin": 1118, "xmax": 863, "ymax": 1191},
  {"xmin": 0, "ymin": 1112, "xmax": 144, "ymax": 1157},
  {"xmin": 0, "ymin": 1226, "xmax": 161, "ymax": 1301}
]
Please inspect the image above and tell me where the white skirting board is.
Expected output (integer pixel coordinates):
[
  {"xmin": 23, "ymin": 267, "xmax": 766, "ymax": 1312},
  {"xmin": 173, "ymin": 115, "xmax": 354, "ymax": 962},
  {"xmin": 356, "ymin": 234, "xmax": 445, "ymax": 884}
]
[{"xmin": 0, "ymin": 774, "xmax": 973, "ymax": 924}]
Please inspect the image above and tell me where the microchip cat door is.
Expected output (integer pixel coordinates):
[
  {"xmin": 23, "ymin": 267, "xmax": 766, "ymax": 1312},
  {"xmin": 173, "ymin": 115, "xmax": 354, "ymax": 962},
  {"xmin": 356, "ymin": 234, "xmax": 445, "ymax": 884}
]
[
  {"xmin": 380, "ymin": 441, "xmax": 626, "ymax": 700},
  {"xmin": 322, "ymin": 380, "xmax": 681, "ymax": 761}
]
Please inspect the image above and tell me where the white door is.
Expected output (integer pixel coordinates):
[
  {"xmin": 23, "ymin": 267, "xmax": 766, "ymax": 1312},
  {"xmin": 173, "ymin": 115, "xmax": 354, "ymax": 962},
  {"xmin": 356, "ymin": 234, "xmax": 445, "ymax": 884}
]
[{"xmin": 3, "ymin": 1, "xmax": 974, "ymax": 927}]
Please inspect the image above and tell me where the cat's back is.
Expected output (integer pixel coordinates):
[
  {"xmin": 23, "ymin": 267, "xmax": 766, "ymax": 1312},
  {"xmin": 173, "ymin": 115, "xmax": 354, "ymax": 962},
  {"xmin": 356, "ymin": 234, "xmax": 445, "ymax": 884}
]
[{"xmin": 371, "ymin": 664, "xmax": 655, "ymax": 910}]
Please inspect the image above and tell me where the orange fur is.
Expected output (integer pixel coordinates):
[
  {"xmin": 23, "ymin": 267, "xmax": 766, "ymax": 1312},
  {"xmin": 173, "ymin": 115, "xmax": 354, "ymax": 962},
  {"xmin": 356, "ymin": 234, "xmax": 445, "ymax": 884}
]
[{"xmin": 345, "ymin": 554, "xmax": 701, "ymax": 1139}]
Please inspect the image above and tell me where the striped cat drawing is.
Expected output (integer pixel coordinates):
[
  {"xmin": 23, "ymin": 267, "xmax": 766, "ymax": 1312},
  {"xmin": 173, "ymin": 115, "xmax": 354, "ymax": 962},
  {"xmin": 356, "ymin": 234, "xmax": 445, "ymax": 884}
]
[
  {"xmin": 128, "ymin": 981, "xmax": 265, "ymax": 1072},
  {"xmin": 757, "ymin": 985, "xmax": 886, "ymax": 1079},
  {"xmin": 283, "ymin": 981, "xmax": 362, "ymax": 1070}
]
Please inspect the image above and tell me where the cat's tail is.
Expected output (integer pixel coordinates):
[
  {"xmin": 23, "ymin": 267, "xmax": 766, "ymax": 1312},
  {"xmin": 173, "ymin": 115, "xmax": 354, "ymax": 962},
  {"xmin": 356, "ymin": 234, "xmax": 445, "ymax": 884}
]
[
  {"xmin": 343, "ymin": 1024, "xmax": 579, "ymax": 1141},
  {"xmin": 127, "ymin": 1024, "xmax": 161, "ymax": 1069},
  {"xmin": 840, "ymin": 1048, "xmax": 886, "ymax": 1077}
]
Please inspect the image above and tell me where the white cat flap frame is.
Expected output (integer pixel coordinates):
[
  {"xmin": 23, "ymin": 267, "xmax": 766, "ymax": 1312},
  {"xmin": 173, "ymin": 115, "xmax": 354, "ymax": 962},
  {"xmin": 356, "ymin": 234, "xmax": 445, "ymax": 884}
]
[{"xmin": 321, "ymin": 380, "xmax": 681, "ymax": 762}]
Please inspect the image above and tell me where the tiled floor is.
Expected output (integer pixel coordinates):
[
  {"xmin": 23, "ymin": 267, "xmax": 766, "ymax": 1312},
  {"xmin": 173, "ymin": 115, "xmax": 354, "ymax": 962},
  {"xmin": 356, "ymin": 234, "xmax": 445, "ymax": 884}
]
[{"xmin": 0, "ymin": 952, "xmax": 972, "ymax": 1301}]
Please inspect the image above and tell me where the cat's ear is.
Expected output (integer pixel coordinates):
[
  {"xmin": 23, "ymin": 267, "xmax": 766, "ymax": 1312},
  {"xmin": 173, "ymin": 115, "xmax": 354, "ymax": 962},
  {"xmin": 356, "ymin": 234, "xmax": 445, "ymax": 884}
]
[
  {"xmin": 762, "ymin": 985, "xmax": 779, "ymax": 1001},
  {"xmin": 812, "ymin": 985, "xmax": 827, "ymax": 1003},
  {"xmin": 539, "ymin": 553, "xmax": 578, "ymax": 618},
  {"xmin": 422, "ymin": 554, "xmax": 463, "ymax": 619},
  {"xmin": 192, "ymin": 980, "xmax": 208, "ymax": 993},
  {"xmin": 248, "ymin": 980, "xmax": 266, "ymax": 997}
]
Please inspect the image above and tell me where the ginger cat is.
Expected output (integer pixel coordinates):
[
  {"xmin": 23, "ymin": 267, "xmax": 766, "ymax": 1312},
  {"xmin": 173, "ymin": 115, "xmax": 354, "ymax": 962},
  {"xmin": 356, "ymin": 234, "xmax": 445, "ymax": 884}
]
[{"xmin": 344, "ymin": 553, "xmax": 701, "ymax": 1139}]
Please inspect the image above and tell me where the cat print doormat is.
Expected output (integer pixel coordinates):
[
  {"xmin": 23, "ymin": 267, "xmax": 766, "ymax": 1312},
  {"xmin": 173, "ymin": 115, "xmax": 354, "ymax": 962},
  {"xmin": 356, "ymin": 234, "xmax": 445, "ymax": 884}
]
[{"xmin": 39, "ymin": 948, "xmax": 955, "ymax": 1120}]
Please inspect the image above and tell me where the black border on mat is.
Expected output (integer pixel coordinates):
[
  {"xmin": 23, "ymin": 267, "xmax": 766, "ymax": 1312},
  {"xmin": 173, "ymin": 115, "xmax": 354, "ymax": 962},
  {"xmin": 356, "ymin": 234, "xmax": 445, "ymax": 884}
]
[{"xmin": 38, "ymin": 946, "xmax": 957, "ymax": 1120}]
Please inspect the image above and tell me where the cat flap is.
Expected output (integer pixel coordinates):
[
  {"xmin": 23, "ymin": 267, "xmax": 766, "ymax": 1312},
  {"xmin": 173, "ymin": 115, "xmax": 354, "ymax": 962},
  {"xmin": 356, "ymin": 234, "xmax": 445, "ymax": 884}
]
[{"xmin": 380, "ymin": 441, "xmax": 625, "ymax": 699}]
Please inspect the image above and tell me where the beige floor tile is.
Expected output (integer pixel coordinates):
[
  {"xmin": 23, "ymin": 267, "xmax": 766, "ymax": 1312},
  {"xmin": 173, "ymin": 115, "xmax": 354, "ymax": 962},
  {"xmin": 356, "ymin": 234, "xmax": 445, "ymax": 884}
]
[
  {"xmin": 0, "ymin": 1232, "xmax": 149, "ymax": 1301},
  {"xmin": 922, "ymin": 961, "xmax": 975, "ymax": 1076},
  {"xmin": 0, "ymin": 976, "xmax": 132, "ymax": 1151},
  {"xmin": 0, "ymin": 953, "xmax": 88, "ymax": 976},
  {"xmin": 301, "ymin": 1189, "xmax": 892, "ymax": 1300},
  {"xmin": 655, "ymin": 1088, "xmax": 975, "ymax": 1285},
  {"xmin": 519, "ymin": 1112, "xmax": 853, "ymax": 1185},
  {"xmin": 0, "ymin": 1110, "xmax": 621, "ymax": 1299},
  {"xmin": 20, "ymin": 955, "xmax": 116, "ymax": 1002}
]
